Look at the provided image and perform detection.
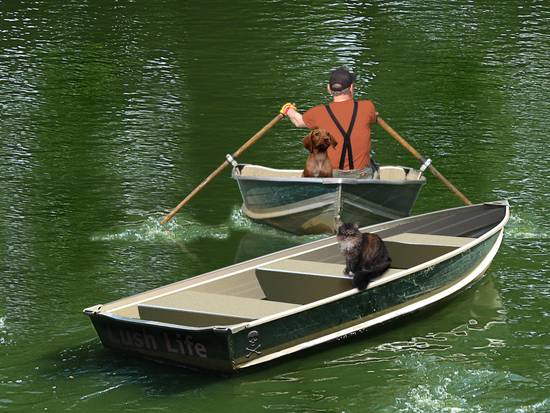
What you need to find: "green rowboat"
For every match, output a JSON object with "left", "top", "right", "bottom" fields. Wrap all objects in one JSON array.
[
  {"left": 84, "top": 201, "right": 509, "bottom": 373},
  {"left": 231, "top": 163, "right": 426, "bottom": 234}
]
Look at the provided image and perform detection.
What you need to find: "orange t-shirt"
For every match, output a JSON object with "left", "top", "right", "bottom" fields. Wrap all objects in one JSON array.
[{"left": 303, "top": 100, "right": 377, "bottom": 170}]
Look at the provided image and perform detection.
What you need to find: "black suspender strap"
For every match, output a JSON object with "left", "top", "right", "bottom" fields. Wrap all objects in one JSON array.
[
  {"left": 346, "top": 101, "right": 358, "bottom": 169},
  {"left": 324, "top": 101, "right": 358, "bottom": 169}
]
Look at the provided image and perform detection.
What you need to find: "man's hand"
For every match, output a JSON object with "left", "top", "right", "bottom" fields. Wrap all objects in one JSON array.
[
  {"left": 280, "top": 102, "right": 297, "bottom": 116},
  {"left": 280, "top": 102, "right": 307, "bottom": 127}
]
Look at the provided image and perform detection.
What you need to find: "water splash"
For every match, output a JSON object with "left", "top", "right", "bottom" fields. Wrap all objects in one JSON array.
[
  {"left": 90, "top": 206, "right": 324, "bottom": 244},
  {"left": 228, "top": 206, "right": 255, "bottom": 230},
  {"left": 505, "top": 213, "right": 548, "bottom": 240},
  {"left": 0, "top": 317, "right": 7, "bottom": 345},
  {"left": 392, "top": 354, "right": 538, "bottom": 413},
  {"left": 90, "top": 214, "right": 230, "bottom": 243}
]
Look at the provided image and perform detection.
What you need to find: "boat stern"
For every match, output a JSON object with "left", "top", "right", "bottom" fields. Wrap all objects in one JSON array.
[{"left": 84, "top": 308, "right": 238, "bottom": 373}]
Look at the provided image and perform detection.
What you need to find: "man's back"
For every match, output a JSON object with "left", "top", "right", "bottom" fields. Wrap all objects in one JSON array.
[{"left": 302, "top": 99, "right": 377, "bottom": 170}]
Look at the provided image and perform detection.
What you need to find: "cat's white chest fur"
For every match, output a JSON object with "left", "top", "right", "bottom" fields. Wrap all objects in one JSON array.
[{"left": 339, "top": 239, "right": 357, "bottom": 254}]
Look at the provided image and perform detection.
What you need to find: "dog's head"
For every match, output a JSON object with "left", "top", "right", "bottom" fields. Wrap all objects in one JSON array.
[{"left": 303, "top": 128, "right": 337, "bottom": 153}]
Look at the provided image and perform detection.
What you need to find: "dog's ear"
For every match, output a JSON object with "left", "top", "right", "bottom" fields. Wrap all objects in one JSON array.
[
  {"left": 329, "top": 132, "right": 338, "bottom": 148},
  {"left": 303, "top": 131, "right": 314, "bottom": 153}
]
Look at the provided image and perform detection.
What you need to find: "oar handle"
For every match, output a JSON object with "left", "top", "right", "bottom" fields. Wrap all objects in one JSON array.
[
  {"left": 160, "top": 113, "right": 285, "bottom": 225},
  {"left": 377, "top": 116, "right": 472, "bottom": 206}
]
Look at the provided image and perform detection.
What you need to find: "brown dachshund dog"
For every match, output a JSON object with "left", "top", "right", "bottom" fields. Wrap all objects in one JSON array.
[{"left": 302, "top": 128, "right": 338, "bottom": 177}]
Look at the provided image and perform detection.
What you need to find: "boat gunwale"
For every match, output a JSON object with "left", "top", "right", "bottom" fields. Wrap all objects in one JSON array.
[
  {"left": 231, "top": 165, "right": 427, "bottom": 186},
  {"left": 88, "top": 310, "right": 234, "bottom": 333},
  {"left": 85, "top": 201, "right": 509, "bottom": 335}
]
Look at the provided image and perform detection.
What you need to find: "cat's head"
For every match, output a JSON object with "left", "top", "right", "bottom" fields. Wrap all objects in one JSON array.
[{"left": 337, "top": 222, "right": 360, "bottom": 237}]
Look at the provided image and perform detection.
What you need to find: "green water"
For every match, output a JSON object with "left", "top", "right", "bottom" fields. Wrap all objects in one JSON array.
[{"left": 1, "top": 1, "right": 549, "bottom": 411}]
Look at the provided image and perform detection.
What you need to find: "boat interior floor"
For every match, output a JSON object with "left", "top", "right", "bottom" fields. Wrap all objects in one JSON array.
[{"left": 116, "top": 232, "right": 476, "bottom": 328}]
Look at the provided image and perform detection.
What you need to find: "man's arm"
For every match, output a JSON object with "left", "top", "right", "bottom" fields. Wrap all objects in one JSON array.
[
  {"left": 286, "top": 107, "right": 307, "bottom": 128},
  {"left": 280, "top": 103, "right": 308, "bottom": 128}
]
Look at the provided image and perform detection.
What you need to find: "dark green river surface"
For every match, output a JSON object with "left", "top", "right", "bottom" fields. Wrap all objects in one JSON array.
[{"left": 1, "top": 1, "right": 549, "bottom": 412}]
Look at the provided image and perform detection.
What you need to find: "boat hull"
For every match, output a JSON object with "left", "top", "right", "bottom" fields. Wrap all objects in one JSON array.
[
  {"left": 233, "top": 230, "right": 503, "bottom": 369},
  {"left": 233, "top": 164, "right": 426, "bottom": 234}
]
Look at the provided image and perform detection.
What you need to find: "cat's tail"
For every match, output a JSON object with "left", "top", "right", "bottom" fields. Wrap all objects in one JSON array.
[{"left": 352, "top": 259, "right": 391, "bottom": 290}]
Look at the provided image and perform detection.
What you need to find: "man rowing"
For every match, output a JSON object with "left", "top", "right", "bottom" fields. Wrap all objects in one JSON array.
[{"left": 281, "top": 67, "right": 378, "bottom": 178}]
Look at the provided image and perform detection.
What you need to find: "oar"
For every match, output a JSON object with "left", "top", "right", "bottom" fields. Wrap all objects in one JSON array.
[
  {"left": 160, "top": 113, "right": 285, "bottom": 225},
  {"left": 377, "top": 117, "right": 472, "bottom": 205}
]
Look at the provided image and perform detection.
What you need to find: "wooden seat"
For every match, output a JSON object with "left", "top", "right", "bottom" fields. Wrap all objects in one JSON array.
[
  {"left": 138, "top": 290, "right": 299, "bottom": 327},
  {"left": 256, "top": 259, "right": 401, "bottom": 304},
  {"left": 384, "top": 232, "right": 475, "bottom": 247},
  {"left": 239, "top": 165, "right": 302, "bottom": 178},
  {"left": 383, "top": 232, "right": 475, "bottom": 269},
  {"left": 379, "top": 166, "right": 407, "bottom": 181},
  {"left": 260, "top": 259, "right": 348, "bottom": 277}
]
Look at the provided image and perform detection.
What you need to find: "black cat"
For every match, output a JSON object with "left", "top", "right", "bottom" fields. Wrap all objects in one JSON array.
[{"left": 336, "top": 222, "right": 392, "bottom": 290}]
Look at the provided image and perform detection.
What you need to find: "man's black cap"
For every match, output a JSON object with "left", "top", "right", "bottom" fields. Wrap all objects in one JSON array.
[{"left": 329, "top": 67, "right": 356, "bottom": 91}]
